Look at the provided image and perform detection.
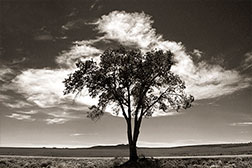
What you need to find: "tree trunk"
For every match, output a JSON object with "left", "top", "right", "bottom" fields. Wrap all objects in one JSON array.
[
  {"left": 129, "top": 120, "right": 141, "bottom": 161},
  {"left": 129, "top": 141, "right": 138, "bottom": 161}
]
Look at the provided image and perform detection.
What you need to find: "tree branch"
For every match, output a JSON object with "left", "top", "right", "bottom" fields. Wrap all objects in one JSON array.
[
  {"left": 103, "top": 86, "right": 128, "bottom": 120},
  {"left": 142, "top": 87, "right": 170, "bottom": 115},
  {"left": 133, "top": 72, "right": 160, "bottom": 119}
]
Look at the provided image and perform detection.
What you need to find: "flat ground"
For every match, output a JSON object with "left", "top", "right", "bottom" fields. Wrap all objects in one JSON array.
[
  {"left": 0, "top": 156, "right": 252, "bottom": 168},
  {"left": 1, "top": 143, "right": 251, "bottom": 168},
  {"left": 1, "top": 143, "right": 252, "bottom": 157}
]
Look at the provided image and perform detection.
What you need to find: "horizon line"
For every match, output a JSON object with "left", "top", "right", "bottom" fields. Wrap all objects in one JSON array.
[{"left": 1, "top": 141, "right": 251, "bottom": 149}]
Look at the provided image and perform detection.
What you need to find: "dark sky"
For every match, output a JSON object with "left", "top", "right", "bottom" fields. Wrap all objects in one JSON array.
[{"left": 0, "top": 0, "right": 251, "bottom": 147}]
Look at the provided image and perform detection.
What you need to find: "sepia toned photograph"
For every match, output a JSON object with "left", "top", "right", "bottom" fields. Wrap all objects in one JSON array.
[{"left": 0, "top": 0, "right": 251, "bottom": 167}]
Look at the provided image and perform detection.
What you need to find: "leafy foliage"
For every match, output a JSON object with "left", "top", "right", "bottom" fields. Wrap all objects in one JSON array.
[{"left": 63, "top": 47, "right": 194, "bottom": 120}]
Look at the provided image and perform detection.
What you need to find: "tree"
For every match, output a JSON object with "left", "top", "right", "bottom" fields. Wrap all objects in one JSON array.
[{"left": 63, "top": 47, "right": 194, "bottom": 162}]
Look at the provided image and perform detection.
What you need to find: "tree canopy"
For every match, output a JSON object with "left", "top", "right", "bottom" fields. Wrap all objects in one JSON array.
[{"left": 64, "top": 47, "right": 193, "bottom": 120}]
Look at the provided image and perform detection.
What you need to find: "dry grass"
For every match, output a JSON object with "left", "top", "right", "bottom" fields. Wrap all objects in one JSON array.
[{"left": 0, "top": 156, "right": 251, "bottom": 168}]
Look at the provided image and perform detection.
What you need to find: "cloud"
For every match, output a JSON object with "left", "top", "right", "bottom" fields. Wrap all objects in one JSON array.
[
  {"left": 70, "top": 133, "right": 98, "bottom": 136},
  {"left": 95, "top": 11, "right": 159, "bottom": 49},
  {"left": 70, "top": 133, "right": 83, "bottom": 136},
  {"left": 16, "top": 110, "right": 38, "bottom": 115},
  {"left": 94, "top": 11, "right": 251, "bottom": 100},
  {"left": 241, "top": 51, "right": 252, "bottom": 72},
  {"left": 10, "top": 68, "right": 71, "bottom": 108},
  {"left": 47, "top": 110, "right": 80, "bottom": 119},
  {"left": 45, "top": 118, "right": 69, "bottom": 124},
  {"left": 56, "top": 42, "right": 102, "bottom": 68},
  {"left": 0, "top": 66, "right": 14, "bottom": 82},
  {"left": 177, "top": 62, "right": 251, "bottom": 99},
  {"left": 2, "top": 101, "right": 32, "bottom": 109},
  {"left": 0, "top": 94, "right": 11, "bottom": 101},
  {"left": 62, "top": 19, "right": 86, "bottom": 31},
  {"left": 192, "top": 49, "right": 203, "bottom": 58},
  {"left": 41, "top": 106, "right": 88, "bottom": 124},
  {"left": 89, "top": 0, "right": 102, "bottom": 11},
  {"left": 11, "top": 57, "right": 27, "bottom": 65},
  {"left": 229, "top": 122, "right": 252, "bottom": 126},
  {"left": 6, "top": 113, "right": 35, "bottom": 121}
]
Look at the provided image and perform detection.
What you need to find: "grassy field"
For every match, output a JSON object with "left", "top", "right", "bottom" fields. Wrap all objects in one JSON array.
[
  {"left": 1, "top": 143, "right": 252, "bottom": 157},
  {"left": 1, "top": 143, "right": 251, "bottom": 167},
  {"left": 0, "top": 156, "right": 252, "bottom": 168}
]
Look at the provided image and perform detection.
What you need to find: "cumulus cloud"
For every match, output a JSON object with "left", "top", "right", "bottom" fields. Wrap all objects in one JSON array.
[
  {"left": 7, "top": 67, "right": 97, "bottom": 111},
  {"left": 10, "top": 69, "right": 71, "bottom": 108},
  {"left": 6, "top": 113, "right": 35, "bottom": 121},
  {"left": 95, "top": 11, "right": 160, "bottom": 49},
  {"left": 94, "top": 11, "right": 251, "bottom": 100}
]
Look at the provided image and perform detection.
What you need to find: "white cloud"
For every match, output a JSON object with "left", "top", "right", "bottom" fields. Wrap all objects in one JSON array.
[
  {"left": 3, "top": 101, "right": 32, "bottom": 109},
  {"left": 192, "top": 49, "right": 203, "bottom": 58},
  {"left": 16, "top": 110, "right": 38, "bottom": 115},
  {"left": 43, "top": 108, "right": 87, "bottom": 124},
  {"left": 47, "top": 110, "right": 80, "bottom": 119},
  {"left": 0, "top": 94, "right": 11, "bottom": 101},
  {"left": 10, "top": 68, "right": 71, "bottom": 108},
  {"left": 8, "top": 67, "right": 98, "bottom": 109},
  {"left": 70, "top": 133, "right": 98, "bottom": 136},
  {"left": 95, "top": 11, "right": 160, "bottom": 49},
  {"left": 70, "top": 133, "right": 82, "bottom": 136},
  {"left": 229, "top": 122, "right": 252, "bottom": 126},
  {"left": 95, "top": 11, "right": 251, "bottom": 100},
  {"left": 176, "top": 62, "right": 251, "bottom": 99},
  {"left": 45, "top": 118, "right": 69, "bottom": 124},
  {"left": 6, "top": 113, "right": 35, "bottom": 121},
  {"left": 56, "top": 43, "right": 102, "bottom": 68}
]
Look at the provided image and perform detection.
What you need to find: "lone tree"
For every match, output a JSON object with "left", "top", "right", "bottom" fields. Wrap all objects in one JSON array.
[{"left": 63, "top": 47, "right": 194, "bottom": 161}]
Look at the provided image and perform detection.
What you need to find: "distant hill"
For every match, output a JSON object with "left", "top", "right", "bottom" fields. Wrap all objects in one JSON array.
[
  {"left": 88, "top": 144, "right": 129, "bottom": 149},
  {"left": 0, "top": 142, "right": 251, "bottom": 157}
]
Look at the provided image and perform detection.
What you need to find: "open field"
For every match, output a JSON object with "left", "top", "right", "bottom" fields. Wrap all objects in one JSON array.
[
  {"left": 0, "top": 156, "right": 252, "bottom": 168},
  {"left": 1, "top": 143, "right": 252, "bottom": 168},
  {"left": 1, "top": 143, "right": 252, "bottom": 157}
]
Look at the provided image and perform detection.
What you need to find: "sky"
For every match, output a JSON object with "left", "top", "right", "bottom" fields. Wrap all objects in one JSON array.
[{"left": 0, "top": 0, "right": 251, "bottom": 148}]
